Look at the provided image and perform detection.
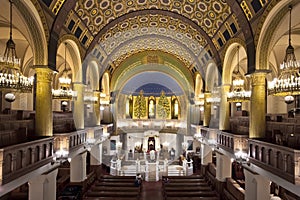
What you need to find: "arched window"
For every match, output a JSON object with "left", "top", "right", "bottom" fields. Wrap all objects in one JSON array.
[
  {"left": 171, "top": 96, "right": 179, "bottom": 119},
  {"left": 126, "top": 95, "right": 133, "bottom": 118},
  {"left": 148, "top": 96, "right": 156, "bottom": 119}
]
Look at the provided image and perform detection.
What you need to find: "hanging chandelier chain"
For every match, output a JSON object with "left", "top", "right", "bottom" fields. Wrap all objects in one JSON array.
[
  {"left": 288, "top": 5, "right": 292, "bottom": 46},
  {"left": 0, "top": 0, "right": 34, "bottom": 93},
  {"left": 9, "top": 0, "right": 13, "bottom": 40},
  {"left": 236, "top": 45, "right": 240, "bottom": 74},
  {"left": 64, "top": 42, "right": 67, "bottom": 71}
]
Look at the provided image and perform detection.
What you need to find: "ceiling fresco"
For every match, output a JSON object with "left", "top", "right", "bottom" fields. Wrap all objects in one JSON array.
[
  {"left": 74, "top": 0, "right": 231, "bottom": 38},
  {"left": 108, "top": 36, "right": 196, "bottom": 67},
  {"left": 99, "top": 14, "right": 206, "bottom": 58}
]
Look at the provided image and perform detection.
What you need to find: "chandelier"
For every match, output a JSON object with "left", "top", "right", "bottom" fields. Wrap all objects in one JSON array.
[
  {"left": 227, "top": 46, "right": 251, "bottom": 102},
  {"left": 207, "top": 86, "right": 221, "bottom": 104},
  {"left": 268, "top": 6, "right": 300, "bottom": 97},
  {"left": 52, "top": 42, "right": 76, "bottom": 100},
  {"left": 0, "top": 0, "right": 34, "bottom": 93}
]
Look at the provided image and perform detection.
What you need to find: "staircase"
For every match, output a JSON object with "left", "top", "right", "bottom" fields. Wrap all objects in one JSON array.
[{"left": 168, "top": 165, "right": 185, "bottom": 176}]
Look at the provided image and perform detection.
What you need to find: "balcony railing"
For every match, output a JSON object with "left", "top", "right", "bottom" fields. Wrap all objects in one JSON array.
[
  {"left": 117, "top": 119, "right": 184, "bottom": 133},
  {"left": 53, "top": 130, "right": 87, "bottom": 159},
  {"left": 86, "top": 126, "right": 103, "bottom": 144},
  {"left": 248, "top": 139, "right": 300, "bottom": 185},
  {"left": 216, "top": 131, "right": 248, "bottom": 155},
  {"left": 0, "top": 137, "right": 54, "bottom": 185}
]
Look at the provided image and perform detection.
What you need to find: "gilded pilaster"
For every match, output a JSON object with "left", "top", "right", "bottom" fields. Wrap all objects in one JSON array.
[
  {"left": 94, "top": 91, "right": 101, "bottom": 126},
  {"left": 35, "top": 67, "right": 53, "bottom": 136},
  {"left": 250, "top": 71, "right": 267, "bottom": 138},
  {"left": 203, "top": 92, "right": 211, "bottom": 127},
  {"left": 73, "top": 82, "right": 84, "bottom": 129},
  {"left": 219, "top": 84, "right": 231, "bottom": 130}
]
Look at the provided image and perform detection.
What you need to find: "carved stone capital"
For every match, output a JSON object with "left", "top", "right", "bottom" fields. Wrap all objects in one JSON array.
[{"left": 35, "top": 67, "right": 54, "bottom": 83}]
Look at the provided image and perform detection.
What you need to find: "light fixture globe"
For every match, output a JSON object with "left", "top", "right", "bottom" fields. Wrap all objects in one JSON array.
[
  {"left": 4, "top": 92, "right": 15, "bottom": 102},
  {"left": 236, "top": 102, "right": 242, "bottom": 107},
  {"left": 284, "top": 95, "right": 294, "bottom": 104}
]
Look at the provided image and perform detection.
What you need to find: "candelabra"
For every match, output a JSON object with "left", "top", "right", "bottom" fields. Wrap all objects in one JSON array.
[
  {"left": 0, "top": 1, "right": 34, "bottom": 93},
  {"left": 268, "top": 7, "right": 300, "bottom": 97},
  {"left": 227, "top": 46, "right": 251, "bottom": 102}
]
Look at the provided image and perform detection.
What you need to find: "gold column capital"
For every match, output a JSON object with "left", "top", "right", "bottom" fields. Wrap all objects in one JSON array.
[
  {"left": 250, "top": 70, "right": 268, "bottom": 86},
  {"left": 35, "top": 67, "right": 54, "bottom": 83}
]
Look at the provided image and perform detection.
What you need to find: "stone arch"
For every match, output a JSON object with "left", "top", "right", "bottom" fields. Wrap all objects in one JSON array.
[
  {"left": 86, "top": 60, "right": 100, "bottom": 91},
  {"left": 195, "top": 73, "right": 204, "bottom": 98},
  {"left": 14, "top": 0, "right": 48, "bottom": 66},
  {"left": 205, "top": 62, "right": 220, "bottom": 92},
  {"left": 256, "top": 0, "right": 300, "bottom": 71},
  {"left": 222, "top": 40, "right": 247, "bottom": 85},
  {"left": 58, "top": 36, "right": 83, "bottom": 83},
  {"left": 101, "top": 72, "right": 110, "bottom": 96}
]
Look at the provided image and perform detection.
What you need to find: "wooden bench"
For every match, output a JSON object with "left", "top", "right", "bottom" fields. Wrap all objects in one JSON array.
[
  {"left": 164, "top": 186, "right": 212, "bottom": 192},
  {"left": 162, "top": 175, "right": 203, "bottom": 179},
  {"left": 163, "top": 179, "right": 205, "bottom": 183},
  {"left": 100, "top": 175, "right": 136, "bottom": 179},
  {"left": 83, "top": 197, "right": 135, "bottom": 200},
  {"left": 95, "top": 182, "right": 138, "bottom": 187},
  {"left": 85, "top": 191, "right": 139, "bottom": 199},
  {"left": 90, "top": 186, "right": 140, "bottom": 192},
  {"left": 163, "top": 182, "right": 209, "bottom": 187},
  {"left": 99, "top": 178, "right": 136, "bottom": 182},
  {"left": 165, "top": 197, "right": 219, "bottom": 200},
  {"left": 164, "top": 191, "right": 217, "bottom": 198}
]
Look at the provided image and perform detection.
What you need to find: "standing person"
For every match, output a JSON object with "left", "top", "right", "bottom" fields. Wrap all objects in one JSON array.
[{"left": 169, "top": 147, "right": 175, "bottom": 160}]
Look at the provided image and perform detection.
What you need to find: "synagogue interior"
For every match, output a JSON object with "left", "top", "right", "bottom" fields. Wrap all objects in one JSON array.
[{"left": 1, "top": 0, "right": 300, "bottom": 200}]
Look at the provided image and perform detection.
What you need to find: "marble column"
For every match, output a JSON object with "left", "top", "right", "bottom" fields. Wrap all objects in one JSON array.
[
  {"left": 70, "top": 152, "right": 87, "bottom": 182},
  {"left": 35, "top": 67, "right": 53, "bottom": 136},
  {"left": 203, "top": 92, "right": 212, "bottom": 127},
  {"left": 28, "top": 168, "right": 58, "bottom": 200},
  {"left": 73, "top": 82, "right": 84, "bottom": 130},
  {"left": 90, "top": 143, "right": 102, "bottom": 165},
  {"left": 201, "top": 143, "right": 212, "bottom": 165},
  {"left": 219, "top": 84, "right": 231, "bottom": 130},
  {"left": 250, "top": 71, "right": 267, "bottom": 138},
  {"left": 244, "top": 168, "right": 270, "bottom": 200},
  {"left": 216, "top": 152, "right": 232, "bottom": 182},
  {"left": 94, "top": 91, "right": 101, "bottom": 126}
]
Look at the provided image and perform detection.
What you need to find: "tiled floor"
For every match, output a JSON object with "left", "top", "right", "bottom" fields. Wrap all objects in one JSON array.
[{"left": 141, "top": 181, "right": 163, "bottom": 200}]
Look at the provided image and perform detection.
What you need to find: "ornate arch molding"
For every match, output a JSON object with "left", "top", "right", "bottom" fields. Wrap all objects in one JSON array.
[
  {"left": 222, "top": 38, "right": 246, "bottom": 85},
  {"left": 256, "top": 0, "right": 298, "bottom": 70},
  {"left": 30, "top": 0, "right": 50, "bottom": 41},
  {"left": 85, "top": 9, "right": 221, "bottom": 68},
  {"left": 14, "top": 0, "right": 47, "bottom": 65},
  {"left": 48, "top": 0, "right": 77, "bottom": 70},
  {"left": 225, "top": 0, "right": 255, "bottom": 74},
  {"left": 254, "top": 0, "right": 282, "bottom": 46},
  {"left": 58, "top": 34, "right": 85, "bottom": 62}
]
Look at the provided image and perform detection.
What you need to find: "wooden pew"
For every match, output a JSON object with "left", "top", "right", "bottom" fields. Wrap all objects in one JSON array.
[
  {"left": 163, "top": 179, "right": 205, "bottom": 183},
  {"left": 99, "top": 178, "right": 136, "bottom": 182},
  {"left": 162, "top": 175, "right": 204, "bottom": 179},
  {"left": 164, "top": 191, "right": 217, "bottom": 198},
  {"left": 94, "top": 182, "right": 137, "bottom": 187},
  {"left": 83, "top": 197, "right": 135, "bottom": 200},
  {"left": 163, "top": 182, "right": 209, "bottom": 187},
  {"left": 100, "top": 175, "right": 136, "bottom": 179},
  {"left": 166, "top": 197, "right": 219, "bottom": 200},
  {"left": 85, "top": 191, "right": 139, "bottom": 199},
  {"left": 90, "top": 186, "right": 140, "bottom": 192},
  {"left": 164, "top": 186, "right": 212, "bottom": 192}
]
